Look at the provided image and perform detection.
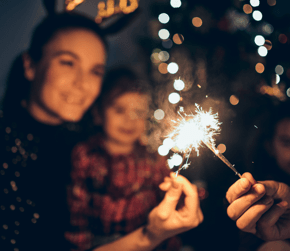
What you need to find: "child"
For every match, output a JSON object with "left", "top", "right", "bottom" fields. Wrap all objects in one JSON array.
[{"left": 66, "top": 68, "right": 203, "bottom": 251}]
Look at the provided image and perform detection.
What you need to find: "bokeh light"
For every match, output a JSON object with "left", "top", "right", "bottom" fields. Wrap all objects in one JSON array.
[
  {"left": 258, "top": 46, "right": 268, "bottom": 57},
  {"left": 158, "top": 29, "right": 170, "bottom": 40},
  {"left": 229, "top": 95, "right": 239, "bottom": 105},
  {"left": 192, "top": 17, "right": 202, "bottom": 27},
  {"left": 243, "top": 4, "right": 253, "bottom": 14},
  {"left": 262, "top": 23, "right": 274, "bottom": 35},
  {"left": 173, "top": 79, "right": 185, "bottom": 91},
  {"left": 255, "top": 63, "right": 265, "bottom": 73},
  {"left": 158, "top": 13, "right": 170, "bottom": 24},
  {"left": 275, "top": 65, "right": 284, "bottom": 75},
  {"left": 162, "top": 39, "right": 173, "bottom": 49},
  {"left": 267, "top": 0, "right": 276, "bottom": 6},
  {"left": 163, "top": 138, "right": 174, "bottom": 149},
  {"left": 278, "top": 34, "right": 288, "bottom": 44},
  {"left": 286, "top": 88, "right": 290, "bottom": 97},
  {"left": 158, "top": 145, "right": 169, "bottom": 156},
  {"left": 159, "top": 51, "right": 170, "bottom": 61},
  {"left": 276, "top": 74, "right": 280, "bottom": 84},
  {"left": 217, "top": 144, "right": 226, "bottom": 154},
  {"left": 167, "top": 62, "right": 179, "bottom": 74},
  {"left": 170, "top": 153, "right": 183, "bottom": 166},
  {"left": 158, "top": 63, "right": 168, "bottom": 74},
  {"left": 254, "top": 35, "right": 265, "bottom": 46},
  {"left": 250, "top": 0, "right": 260, "bottom": 7},
  {"left": 264, "top": 40, "right": 272, "bottom": 50},
  {"left": 170, "top": 0, "right": 182, "bottom": 8},
  {"left": 168, "top": 92, "right": 181, "bottom": 104},
  {"left": 252, "top": 10, "right": 262, "bottom": 21},
  {"left": 154, "top": 109, "right": 165, "bottom": 120},
  {"left": 173, "top": 34, "right": 184, "bottom": 44}
]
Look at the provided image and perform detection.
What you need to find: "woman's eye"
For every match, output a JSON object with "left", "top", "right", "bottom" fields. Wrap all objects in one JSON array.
[
  {"left": 92, "top": 70, "right": 104, "bottom": 77},
  {"left": 60, "top": 60, "right": 74, "bottom": 67}
]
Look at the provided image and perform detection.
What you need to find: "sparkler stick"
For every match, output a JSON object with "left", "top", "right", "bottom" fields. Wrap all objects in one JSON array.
[{"left": 165, "top": 104, "right": 241, "bottom": 178}]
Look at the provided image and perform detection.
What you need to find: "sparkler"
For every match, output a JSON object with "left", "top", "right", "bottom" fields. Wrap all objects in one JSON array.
[{"left": 165, "top": 104, "right": 241, "bottom": 178}]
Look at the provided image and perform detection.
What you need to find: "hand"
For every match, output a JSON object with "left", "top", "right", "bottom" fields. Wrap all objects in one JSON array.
[
  {"left": 226, "top": 172, "right": 290, "bottom": 241},
  {"left": 146, "top": 172, "right": 203, "bottom": 242}
]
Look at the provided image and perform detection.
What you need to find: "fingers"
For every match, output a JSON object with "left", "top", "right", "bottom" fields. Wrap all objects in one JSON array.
[
  {"left": 227, "top": 183, "right": 266, "bottom": 220},
  {"left": 234, "top": 195, "right": 274, "bottom": 234},
  {"left": 159, "top": 176, "right": 172, "bottom": 191}
]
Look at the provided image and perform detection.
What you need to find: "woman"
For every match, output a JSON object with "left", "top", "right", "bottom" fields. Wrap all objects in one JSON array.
[
  {"left": 0, "top": 12, "right": 203, "bottom": 251},
  {"left": 0, "top": 12, "right": 107, "bottom": 251}
]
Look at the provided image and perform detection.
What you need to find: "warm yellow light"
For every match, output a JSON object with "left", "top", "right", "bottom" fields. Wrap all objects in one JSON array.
[
  {"left": 229, "top": 95, "right": 239, "bottom": 105},
  {"left": 217, "top": 144, "right": 226, "bottom": 154},
  {"left": 173, "top": 34, "right": 184, "bottom": 44},
  {"left": 255, "top": 63, "right": 265, "bottom": 74},
  {"left": 243, "top": 4, "right": 253, "bottom": 14},
  {"left": 192, "top": 17, "right": 202, "bottom": 27},
  {"left": 158, "top": 63, "right": 168, "bottom": 74},
  {"left": 267, "top": 0, "right": 276, "bottom": 6}
]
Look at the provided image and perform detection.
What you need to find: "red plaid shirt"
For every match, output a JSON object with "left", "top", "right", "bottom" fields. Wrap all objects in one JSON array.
[{"left": 66, "top": 136, "right": 181, "bottom": 251}]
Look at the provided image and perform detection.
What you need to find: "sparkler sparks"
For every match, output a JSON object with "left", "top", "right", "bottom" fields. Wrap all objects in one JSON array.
[{"left": 166, "top": 104, "right": 241, "bottom": 177}]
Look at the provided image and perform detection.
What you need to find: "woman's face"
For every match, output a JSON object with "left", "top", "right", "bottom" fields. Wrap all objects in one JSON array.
[
  {"left": 24, "top": 28, "right": 106, "bottom": 124},
  {"left": 271, "top": 118, "right": 290, "bottom": 175},
  {"left": 104, "top": 92, "right": 148, "bottom": 147}
]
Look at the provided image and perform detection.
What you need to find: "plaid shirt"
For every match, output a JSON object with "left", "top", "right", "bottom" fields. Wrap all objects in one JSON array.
[{"left": 66, "top": 136, "right": 181, "bottom": 251}]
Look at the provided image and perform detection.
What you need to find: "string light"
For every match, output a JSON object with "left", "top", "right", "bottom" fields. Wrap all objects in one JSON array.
[
  {"left": 278, "top": 34, "right": 288, "bottom": 44},
  {"left": 255, "top": 63, "right": 265, "bottom": 73},
  {"left": 250, "top": 0, "right": 260, "bottom": 7},
  {"left": 167, "top": 62, "right": 179, "bottom": 74},
  {"left": 158, "top": 29, "right": 170, "bottom": 40},
  {"left": 158, "top": 13, "right": 170, "bottom": 24},
  {"left": 229, "top": 95, "right": 239, "bottom": 105},
  {"left": 254, "top": 35, "right": 265, "bottom": 46},
  {"left": 154, "top": 109, "right": 165, "bottom": 120},
  {"left": 173, "top": 34, "right": 184, "bottom": 44},
  {"left": 276, "top": 74, "right": 280, "bottom": 84},
  {"left": 170, "top": 0, "right": 182, "bottom": 8},
  {"left": 168, "top": 92, "right": 181, "bottom": 104},
  {"left": 173, "top": 79, "right": 185, "bottom": 91},
  {"left": 286, "top": 88, "right": 290, "bottom": 98},
  {"left": 192, "top": 17, "right": 202, "bottom": 27},
  {"left": 158, "top": 63, "right": 168, "bottom": 74},
  {"left": 252, "top": 10, "right": 262, "bottom": 21},
  {"left": 158, "top": 145, "right": 170, "bottom": 156},
  {"left": 243, "top": 4, "right": 253, "bottom": 14},
  {"left": 162, "top": 39, "right": 173, "bottom": 49},
  {"left": 275, "top": 65, "right": 284, "bottom": 75},
  {"left": 267, "top": 0, "right": 276, "bottom": 6},
  {"left": 258, "top": 46, "right": 267, "bottom": 57},
  {"left": 262, "top": 24, "right": 274, "bottom": 35},
  {"left": 158, "top": 51, "right": 170, "bottom": 61},
  {"left": 217, "top": 144, "right": 226, "bottom": 154}
]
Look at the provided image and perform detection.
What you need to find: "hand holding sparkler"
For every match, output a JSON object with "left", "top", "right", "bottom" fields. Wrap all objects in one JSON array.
[
  {"left": 165, "top": 105, "right": 241, "bottom": 177},
  {"left": 226, "top": 172, "right": 290, "bottom": 241}
]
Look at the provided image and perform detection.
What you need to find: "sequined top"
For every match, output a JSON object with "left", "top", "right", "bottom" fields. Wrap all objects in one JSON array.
[{"left": 0, "top": 107, "right": 87, "bottom": 251}]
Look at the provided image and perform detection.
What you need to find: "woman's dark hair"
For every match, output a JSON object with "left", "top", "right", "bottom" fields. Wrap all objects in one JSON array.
[
  {"left": 2, "top": 12, "right": 107, "bottom": 113},
  {"left": 92, "top": 67, "right": 152, "bottom": 125}
]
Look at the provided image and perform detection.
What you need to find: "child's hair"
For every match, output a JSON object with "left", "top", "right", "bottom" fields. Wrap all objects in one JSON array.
[
  {"left": 2, "top": 12, "right": 107, "bottom": 114},
  {"left": 93, "top": 67, "right": 152, "bottom": 124}
]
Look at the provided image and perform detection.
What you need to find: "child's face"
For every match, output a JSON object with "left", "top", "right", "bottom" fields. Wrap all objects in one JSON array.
[
  {"left": 271, "top": 118, "right": 290, "bottom": 175},
  {"left": 104, "top": 92, "right": 148, "bottom": 147}
]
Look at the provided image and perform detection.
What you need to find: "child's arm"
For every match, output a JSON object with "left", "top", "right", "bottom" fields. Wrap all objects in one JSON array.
[{"left": 92, "top": 173, "right": 203, "bottom": 251}]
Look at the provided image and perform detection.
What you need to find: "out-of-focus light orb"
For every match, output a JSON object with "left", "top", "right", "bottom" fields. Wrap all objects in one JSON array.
[
  {"left": 255, "top": 63, "right": 265, "bottom": 74},
  {"left": 171, "top": 153, "right": 183, "bottom": 166},
  {"left": 168, "top": 92, "right": 180, "bottom": 104},
  {"left": 258, "top": 46, "right": 268, "bottom": 57},
  {"left": 170, "top": 0, "right": 182, "bottom": 8},
  {"left": 163, "top": 138, "right": 174, "bottom": 149},
  {"left": 173, "top": 79, "right": 185, "bottom": 91},
  {"left": 262, "top": 23, "right": 274, "bottom": 35},
  {"left": 279, "top": 34, "right": 288, "bottom": 44},
  {"left": 217, "top": 144, "right": 226, "bottom": 154},
  {"left": 252, "top": 10, "right": 262, "bottom": 21},
  {"left": 267, "top": 0, "right": 276, "bottom": 6},
  {"left": 192, "top": 17, "right": 202, "bottom": 27},
  {"left": 158, "top": 51, "right": 170, "bottom": 61},
  {"left": 275, "top": 65, "right": 284, "bottom": 75},
  {"left": 167, "top": 62, "right": 179, "bottom": 74},
  {"left": 229, "top": 95, "right": 239, "bottom": 105},
  {"left": 158, "top": 29, "right": 170, "bottom": 40},
  {"left": 264, "top": 40, "right": 272, "bottom": 50},
  {"left": 154, "top": 109, "right": 165, "bottom": 120},
  {"left": 173, "top": 33, "right": 184, "bottom": 44},
  {"left": 243, "top": 4, "right": 253, "bottom": 14},
  {"left": 158, "top": 145, "right": 169, "bottom": 156},
  {"left": 254, "top": 35, "right": 265, "bottom": 46},
  {"left": 158, "top": 13, "right": 170, "bottom": 24},
  {"left": 286, "top": 87, "right": 290, "bottom": 97},
  {"left": 250, "top": 0, "right": 260, "bottom": 7},
  {"left": 276, "top": 74, "right": 280, "bottom": 84},
  {"left": 158, "top": 63, "right": 168, "bottom": 74},
  {"left": 162, "top": 39, "right": 173, "bottom": 49}
]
